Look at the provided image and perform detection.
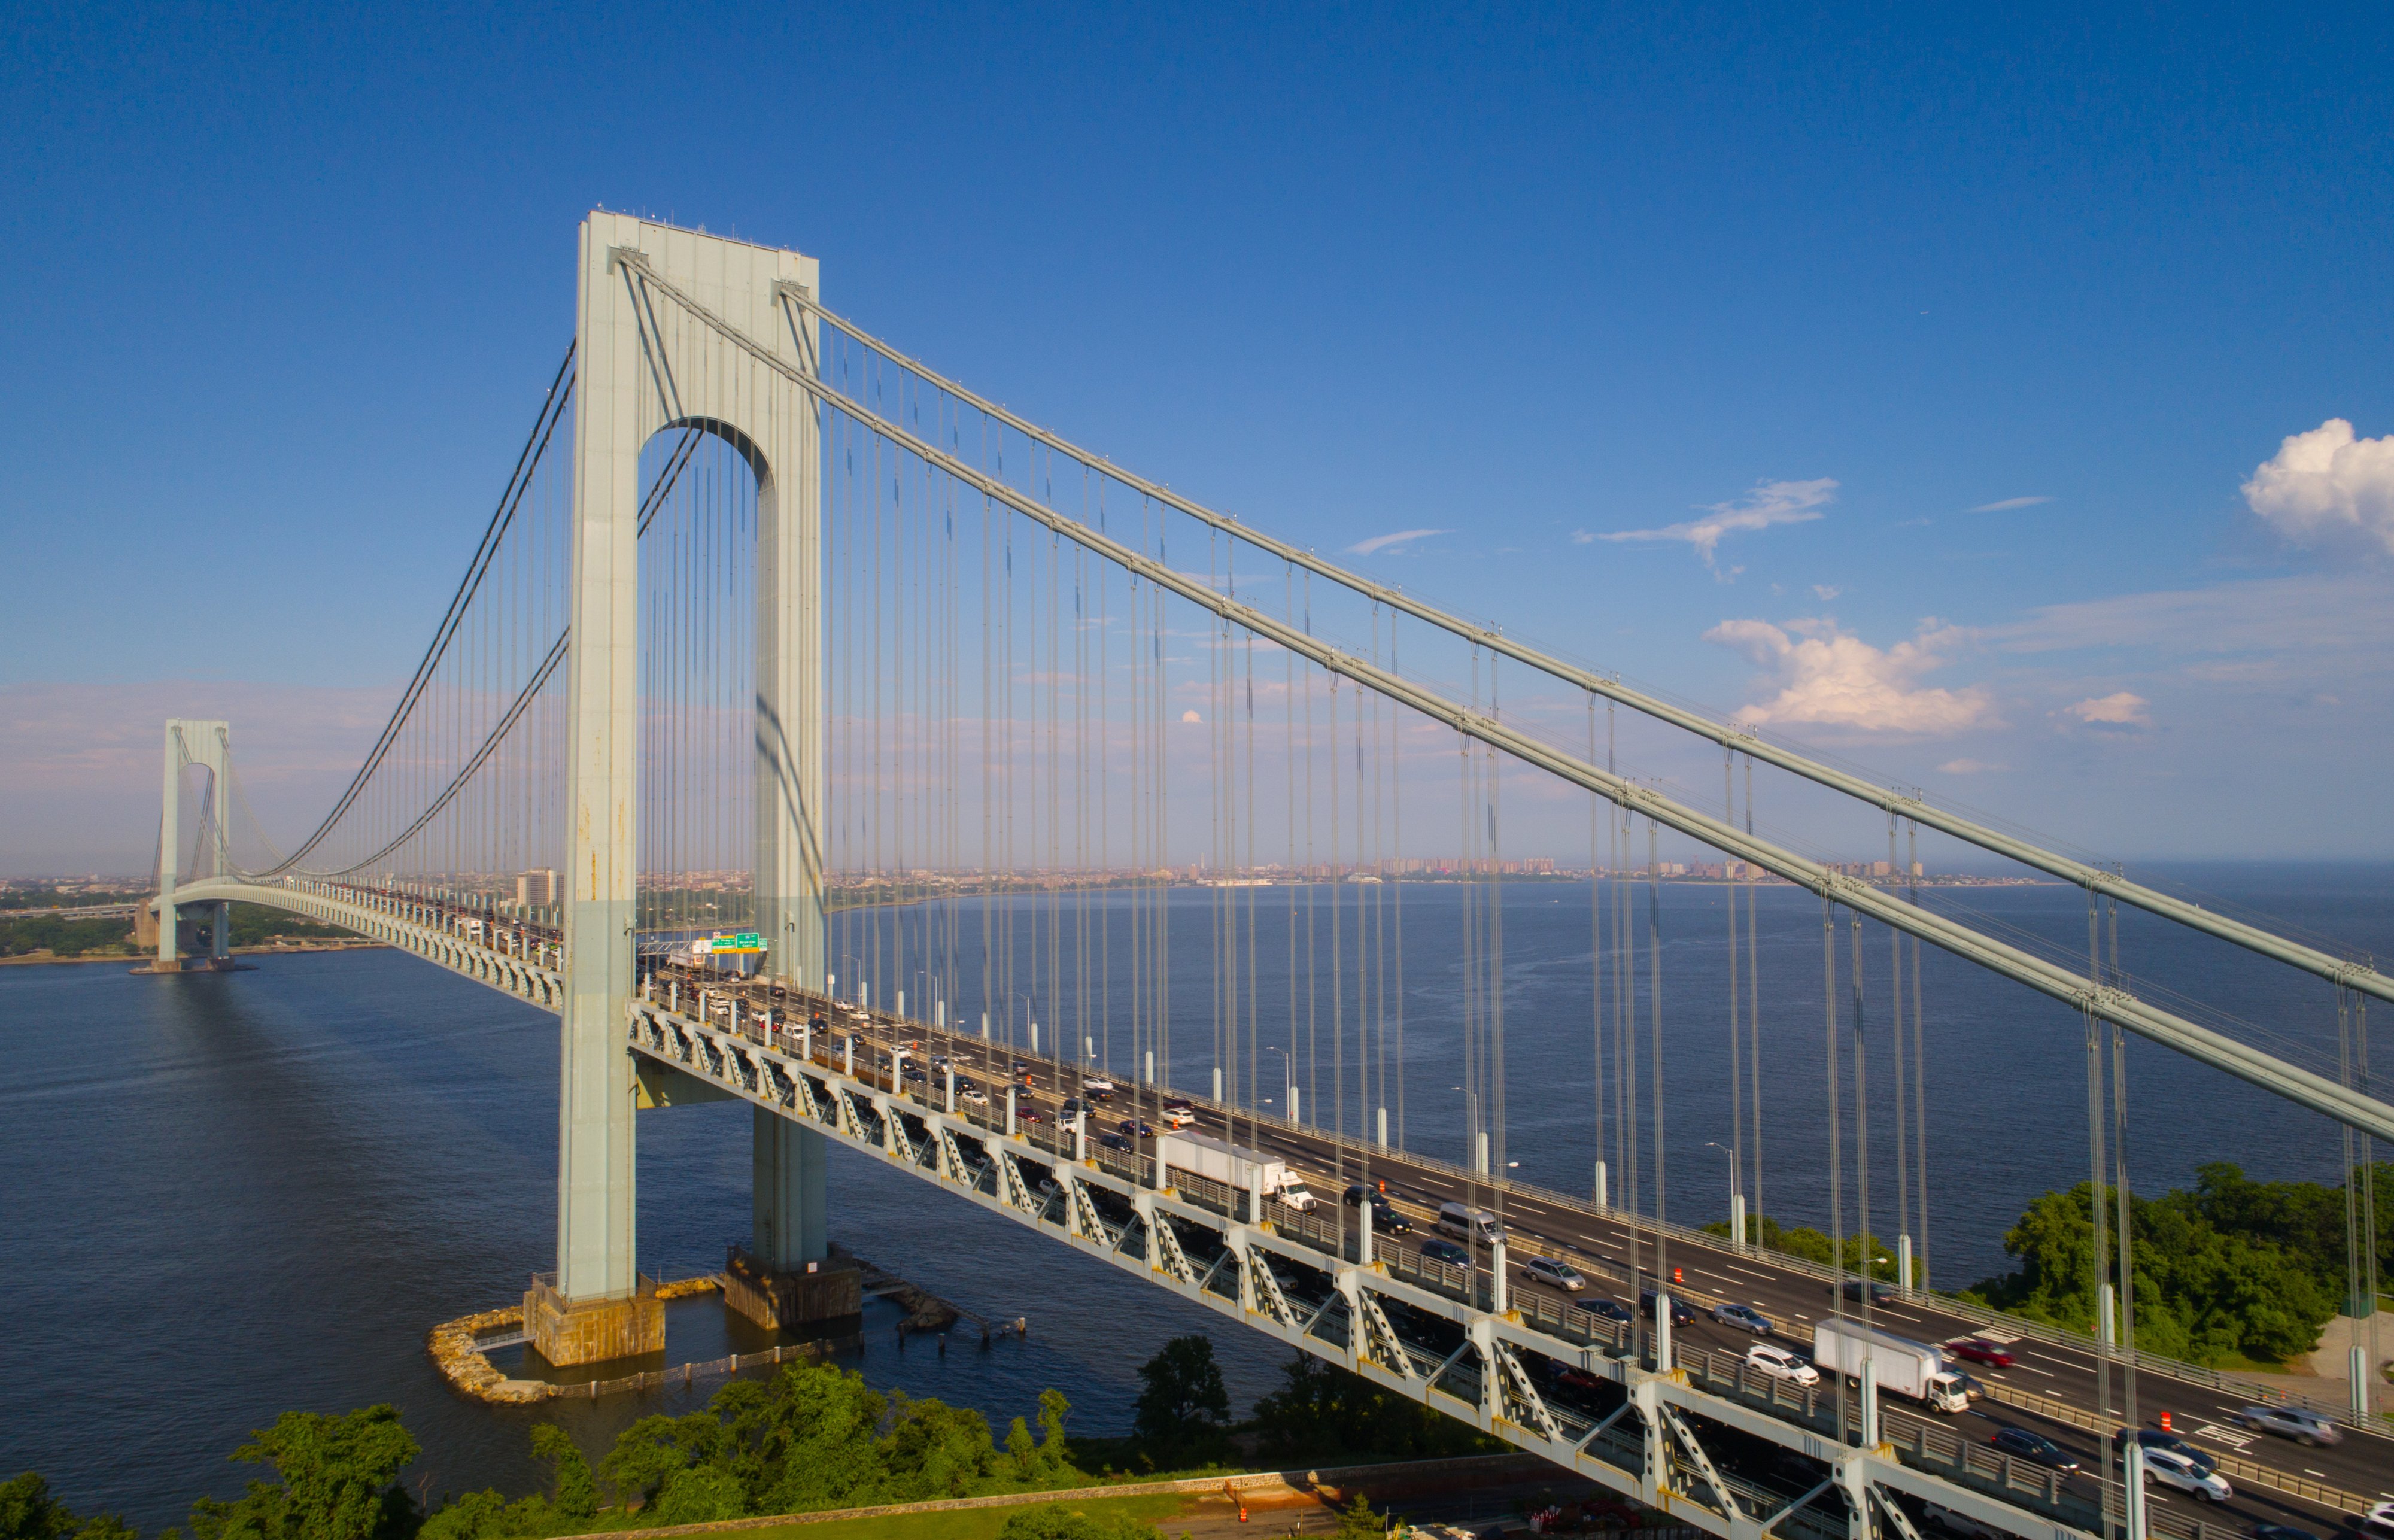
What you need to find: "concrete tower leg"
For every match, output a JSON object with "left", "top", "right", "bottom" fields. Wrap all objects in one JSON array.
[
  {"left": 198, "top": 725, "right": 233, "bottom": 965},
  {"left": 156, "top": 721, "right": 181, "bottom": 970},
  {"left": 531, "top": 218, "right": 658, "bottom": 1368}
]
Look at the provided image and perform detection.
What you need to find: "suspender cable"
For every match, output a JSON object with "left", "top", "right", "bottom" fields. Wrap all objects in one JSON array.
[{"left": 638, "top": 263, "right": 2394, "bottom": 1143}]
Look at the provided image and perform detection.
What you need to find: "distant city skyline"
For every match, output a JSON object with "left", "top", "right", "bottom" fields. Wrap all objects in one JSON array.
[{"left": 4, "top": 7, "right": 2390, "bottom": 871}]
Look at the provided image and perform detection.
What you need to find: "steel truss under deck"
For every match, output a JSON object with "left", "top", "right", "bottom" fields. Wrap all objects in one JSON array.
[{"left": 624, "top": 991, "right": 2106, "bottom": 1540}]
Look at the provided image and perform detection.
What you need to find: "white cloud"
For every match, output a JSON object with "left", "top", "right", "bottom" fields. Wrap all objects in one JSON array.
[
  {"left": 1595, "top": 478, "right": 1837, "bottom": 574},
  {"left": 2065, "top": 692, "right": 2152, "bottom": 727},
  {"left": 1703, "top": 616, "right": 1994, "bottom": 734},
  {"left": 1967, "top": 496, "right": 2052, "bottom": 513},
  {"left": 2243, "top": 418, "right": 2394, "bottom": 555},
  {"left": 1811, "top": 584, "right": 1842, "bottom": 601},
  {"left": 1937, "top": 758, "right": 2007, "bottom": 774},
  {"left": 1347, "top": 527, "right": 1448, "bottom": 557},
  {"left": 1180, "top": 709, "right": 1202, "bottom": 724}
]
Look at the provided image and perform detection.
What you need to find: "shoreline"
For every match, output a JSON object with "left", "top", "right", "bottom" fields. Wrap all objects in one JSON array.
[{"left": 0, "top": 940, "right": 388, "bottom": 969}]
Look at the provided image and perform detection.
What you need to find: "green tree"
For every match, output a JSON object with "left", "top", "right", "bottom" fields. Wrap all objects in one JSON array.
[
  {"left": 1005, "top": 1418, "right": 1040, "bottom": 1480},
  {"left": 526, "top": 1428, "right": 592, "bottom": 1524},
  {"left": 1247, "top": 1353, "right": 1499, "bottom": 1467},
  {"left": 879, "top": 1392, "right": 998, "bottom": 1499},
  {"left": 2, "top": 1474, "right": 135, "bottom": 1540},
  {"left": 1333, "top": 1492, "right": 1386, "bottom": 1539},
  {"left": 1964, "top": 1180, "right": 2339, "bottom": 1365},
  {"left": 186, "top": 1405, "right": 420, "bottom": 1540},
  {"left": 646, "top": 1468, "right": 742, "bottom": 1527},
  {"left": 1704, "top": 1214, "right": 1908, "bottom": 1281},
  {"left": 594, "top": 1414, "right": 700, "bottom": 1514},
  {"left": 1035, "top": 1389, "right": 1073, "bottom": 1474},
  {"left": 1131, "top": 1337, "right": 1229, "bottom": 1461}
]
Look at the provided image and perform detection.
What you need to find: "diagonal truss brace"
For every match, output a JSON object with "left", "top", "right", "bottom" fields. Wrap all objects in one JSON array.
[
  {"left": 1763, "top": 1477, "right": 1840, "bottom": 1537},
  {"left": 1658, "top": 1403, "right": 1743, "bottom": 1522},
  {"left": 1494, "top": 1341, "right": 1567, "bottom": 1447},
  {"left": 1353, "top": 1286, "right": 1417, "bottom": 1379},
  {"left": 1870, "top": 1486, "right": 1925, "bottom": 1540}
]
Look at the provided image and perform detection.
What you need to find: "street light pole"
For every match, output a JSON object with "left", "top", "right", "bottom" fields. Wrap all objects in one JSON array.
[{"left": 1706, "top": 1141, "right": 1744, "bottom": 1252}]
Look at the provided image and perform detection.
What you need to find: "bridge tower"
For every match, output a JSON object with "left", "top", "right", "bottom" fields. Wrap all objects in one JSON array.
[
  {"left": 151, "top": 719, "right": 233, "bottom": 971},
  {"left": 530, "top": 213, "right": 836, "bottom": 1365}
]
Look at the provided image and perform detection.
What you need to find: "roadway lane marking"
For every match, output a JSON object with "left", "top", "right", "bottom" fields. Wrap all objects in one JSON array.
[
  {"left": 2008, "top": 1363, "right": 2055, "bottom": 1378},
  {"left": 1725, "top": 1265, "right": 1778, "bottom": 1281},
  {"left": 2022, "top": 1351, "right": 2078, "bottom": 1369},
  {"left": 2188, "top": 1423, "right": 2253, "bottom": 1451}
]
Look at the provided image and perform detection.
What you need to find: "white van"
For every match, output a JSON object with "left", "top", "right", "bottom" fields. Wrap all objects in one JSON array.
[{"left": 1437, "top": 1201, "right": 1505, "bottom": 1245}]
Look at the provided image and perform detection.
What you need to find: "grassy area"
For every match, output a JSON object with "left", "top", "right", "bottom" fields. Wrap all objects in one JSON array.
[{"left": 720, "top": 1493, "right": 1196, "bottom": 1540}]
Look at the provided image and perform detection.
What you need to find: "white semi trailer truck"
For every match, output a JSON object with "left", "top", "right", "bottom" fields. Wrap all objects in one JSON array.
[{"left": 1811, "top": 1319, "right": 1970, "bottom": 1413}]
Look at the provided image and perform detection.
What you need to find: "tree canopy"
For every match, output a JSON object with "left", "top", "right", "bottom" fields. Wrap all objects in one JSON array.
[
  {"left": 1129, "top": 1336, "right": 1230, "bottom": 1462},
  {"left": 1246, "top": 1353, "right": 1499, "bottom": 1468},
  {"left": 1959, "top": 1164, "right": 2387, "bottom": 1365}
]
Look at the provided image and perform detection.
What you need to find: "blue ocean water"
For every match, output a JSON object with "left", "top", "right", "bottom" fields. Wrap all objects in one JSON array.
[{"left": 3, "top": 864, "right": 2386, "bottom": 1525}]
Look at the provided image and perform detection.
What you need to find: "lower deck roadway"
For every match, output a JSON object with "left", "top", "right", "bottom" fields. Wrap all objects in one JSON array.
[{"left": 762, "top": 994, "right": 2390, "bottom": 1532}]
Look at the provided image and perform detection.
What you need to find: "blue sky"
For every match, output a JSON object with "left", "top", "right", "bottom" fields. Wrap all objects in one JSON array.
[{"left": 5, "top": 2, "right": 2392, "bottom": 870}]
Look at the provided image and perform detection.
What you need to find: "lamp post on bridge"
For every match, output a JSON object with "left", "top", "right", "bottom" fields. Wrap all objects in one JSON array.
[
  {"left": 1264, "top": 1044, "right": 1298, "bottom": 1126},
  {"left": 1705, "top": 1140, "right": 1745, "bottom": 1253}
]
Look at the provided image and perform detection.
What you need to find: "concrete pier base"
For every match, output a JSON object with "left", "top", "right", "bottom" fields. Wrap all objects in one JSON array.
[
  {"left": 524, "top": 1274, "right": 664, "bottom": 1366},
  {"left": 722, "top": 1246, "right": 862, "bottom": 1338}
]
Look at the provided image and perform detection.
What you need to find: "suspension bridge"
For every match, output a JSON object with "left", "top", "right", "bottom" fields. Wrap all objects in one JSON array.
[{"left": 144, "top": 215, "right": 2390, "bottom": 1540}]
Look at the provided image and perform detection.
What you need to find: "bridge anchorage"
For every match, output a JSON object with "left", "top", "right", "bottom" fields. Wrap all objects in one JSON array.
[{"left": 152, "top": 214, "right": 2391, "bottom": 1540}]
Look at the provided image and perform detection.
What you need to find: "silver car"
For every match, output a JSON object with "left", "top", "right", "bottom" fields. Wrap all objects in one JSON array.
[
  {"left": 1523, "top": 1255, "right": 1587, "bottom": 1292},
  {"left": 2231, "top": 1405, "right": 2342, "bottom": 1447}
]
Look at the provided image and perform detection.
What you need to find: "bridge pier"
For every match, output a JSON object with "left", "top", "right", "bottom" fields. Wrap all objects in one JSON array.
[{"left": 723, "top": 1109, "right": 861, "bottom": 1336}]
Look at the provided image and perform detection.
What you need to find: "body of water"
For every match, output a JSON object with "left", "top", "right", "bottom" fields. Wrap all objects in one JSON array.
[{"left": 4, "top": 863, "right": 2386, "bottom": 1524}]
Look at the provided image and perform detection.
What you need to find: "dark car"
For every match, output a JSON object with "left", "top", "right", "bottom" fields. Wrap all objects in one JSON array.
[
  {"left": 1117, "top": 1119, "right": 1156, "bottom": 1138},
  {"left": 1585, "top": 1297, "right": 1634, "bottom": 1323},
  {"left": 1059, "top": 1098, "right": 1084, "bottom": 1117},
  {"left": 1017, "top": 1107, "right": 1051, "bottom": 1125},
  {"left": 1096, "top": 1133, "right": 1135, "bottom": 1153},
  {"left": 1639, "top": 1289, "right": 1698, "bottom": 1327},
  {"left": 1161, "top": 1095, "right": 1195, "bottom": 1111},
  {"left": 1839, "top": 1278, "right": 1898, "bottom": 1305},
  {"left": 1989, "top": 1427, "right": 2079, "bottom": 1474},
  {"left": 2251, "top": 1527, "right": 2320, "bottom": 1540},
  {"left": 1419, "top": 1238, "right": 1472, "bottom": 1268},
  {"left": 1342, "top": 1184, "right": 1412, "bottom": 1234},
  {"left": 1943, "top": 1338, "right": 2015, "bottom": 1368}
]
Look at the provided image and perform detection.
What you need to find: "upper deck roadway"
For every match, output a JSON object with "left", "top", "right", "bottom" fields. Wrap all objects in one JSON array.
[{"left": 179, "top": 877, "right": 2391, "bottom": 1540}]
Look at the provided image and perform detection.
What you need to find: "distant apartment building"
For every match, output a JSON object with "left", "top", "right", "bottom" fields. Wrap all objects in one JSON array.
[{"left": 517, "top": 868, "right": 558, "bottom": 907}]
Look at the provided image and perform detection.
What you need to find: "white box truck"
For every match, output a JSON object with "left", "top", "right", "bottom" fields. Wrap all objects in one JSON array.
[
  {"left": 1811, "top": 1320, "right": 1968, "bottom": 1413},
  {"left": 1156, "top": 1131, "right": 1316, "bottom": 1210}
]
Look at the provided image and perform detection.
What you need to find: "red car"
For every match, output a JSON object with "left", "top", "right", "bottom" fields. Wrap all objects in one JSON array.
[{"left": 1944, "top": 1338, "right": 2015, "bottom": 1368}]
